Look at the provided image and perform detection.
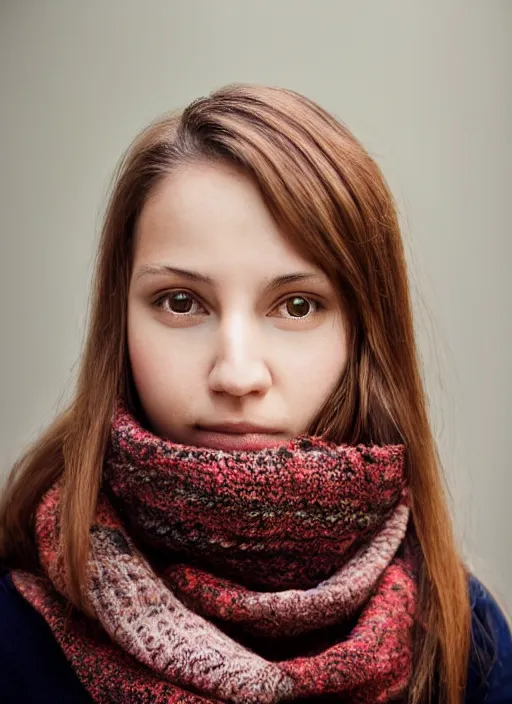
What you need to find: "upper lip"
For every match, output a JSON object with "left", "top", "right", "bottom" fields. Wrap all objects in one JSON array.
[{"left": 197, "top": 422, "right": 282, "bottom": 435}]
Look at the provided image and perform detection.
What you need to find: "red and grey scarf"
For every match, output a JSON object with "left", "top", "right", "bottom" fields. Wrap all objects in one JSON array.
[{"left": 12, "top": 402, "right": 418, "bottom": 703}]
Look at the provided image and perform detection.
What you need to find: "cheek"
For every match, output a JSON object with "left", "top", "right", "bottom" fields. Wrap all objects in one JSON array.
[
  {"left": 127, "top": 316, "right": 203, "bottom": 428},
  {"left": 282, "top": 326, "right": 348, "bottom": 420}
]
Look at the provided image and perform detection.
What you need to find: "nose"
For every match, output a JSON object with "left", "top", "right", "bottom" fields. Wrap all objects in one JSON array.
[{"left": 208, "top": 313, "right": 272, "bottom": 397}]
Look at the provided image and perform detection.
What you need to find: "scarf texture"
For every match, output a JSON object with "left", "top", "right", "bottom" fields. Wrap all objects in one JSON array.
[{"left": 12, "top": 402, "right": 418, "bottom": 704}]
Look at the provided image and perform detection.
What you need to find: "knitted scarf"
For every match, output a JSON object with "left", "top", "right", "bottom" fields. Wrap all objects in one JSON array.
[{"left": 12, "top": 402, "right": 418, "bottom": 704}]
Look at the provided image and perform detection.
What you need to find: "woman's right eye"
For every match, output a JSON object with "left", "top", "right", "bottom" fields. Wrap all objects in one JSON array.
[{"left": 154, "top": 291, "right": 206, "bottom": 316}]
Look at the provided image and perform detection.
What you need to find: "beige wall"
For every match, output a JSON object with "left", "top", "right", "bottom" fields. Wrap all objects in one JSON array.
[{"left": 1, "top": 1, "right": 510, "bottom": 610}]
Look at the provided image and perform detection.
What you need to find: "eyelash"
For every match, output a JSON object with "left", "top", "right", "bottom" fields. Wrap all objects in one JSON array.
[{"left": 153, "top": 290, "right": 325, "bottom": 320}]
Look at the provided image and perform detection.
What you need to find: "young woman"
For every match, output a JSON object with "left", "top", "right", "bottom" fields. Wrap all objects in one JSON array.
[{"left": 0, "top": 84, "right": 510, "bottom": 704}]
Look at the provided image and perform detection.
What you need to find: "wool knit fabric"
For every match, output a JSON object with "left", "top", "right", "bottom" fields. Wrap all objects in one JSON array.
[{"left": 12, "top": 401, "right": 418, "bottom": 703}]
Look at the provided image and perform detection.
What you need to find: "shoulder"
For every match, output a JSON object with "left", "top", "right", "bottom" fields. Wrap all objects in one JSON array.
[
  {"left": 466, "top": 574, "right": 512, "bottom": 703},
  {"left": 0, "top": 567, "right": 510, "bottom": 703},
  {"left": 0, "top": 566, "right": 91, "bottom": 703}
]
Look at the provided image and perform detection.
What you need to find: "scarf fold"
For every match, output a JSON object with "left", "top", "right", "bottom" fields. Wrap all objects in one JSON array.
[{"left": 12, "top": 402, "right": 418, "bottom": 704}]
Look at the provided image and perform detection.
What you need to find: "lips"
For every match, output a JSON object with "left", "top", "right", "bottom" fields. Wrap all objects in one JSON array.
[{"left": 194, "top": 424, "right": 288, "bottom": 451}]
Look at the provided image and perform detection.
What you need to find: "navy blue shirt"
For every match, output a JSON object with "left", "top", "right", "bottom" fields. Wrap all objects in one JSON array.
[{"left": 0, "top": 569, "right": 510, "bottom": 703}]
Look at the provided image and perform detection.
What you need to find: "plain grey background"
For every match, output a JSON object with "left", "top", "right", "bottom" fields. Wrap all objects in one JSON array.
[{"left": 1, "top": 1, "right": 510, "bottom": 612}]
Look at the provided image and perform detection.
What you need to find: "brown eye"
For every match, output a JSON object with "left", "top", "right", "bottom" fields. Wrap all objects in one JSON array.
[
  {"left": 156, "top": 291, "right": 203, "bottom": 315},
  {"left": 285, "top": 296, "right": 313, "bottom": 318},
  {"left": 169, "top": 292, "right": 194, "bottom": 313}
]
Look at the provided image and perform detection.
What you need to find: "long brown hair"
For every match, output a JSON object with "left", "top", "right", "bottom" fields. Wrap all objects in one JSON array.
[{"left": 0, "top": 84, "right": 470, "bottom": 703}]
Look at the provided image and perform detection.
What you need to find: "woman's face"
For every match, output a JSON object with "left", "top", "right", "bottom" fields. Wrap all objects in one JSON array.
[{"left": 127, "top": 161, "right": 348, "bottom": 449}]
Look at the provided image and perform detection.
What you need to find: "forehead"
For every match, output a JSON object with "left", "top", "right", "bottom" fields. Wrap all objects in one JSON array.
[{"left": 133, "top": 161, "right": 316, "bottom": 274}]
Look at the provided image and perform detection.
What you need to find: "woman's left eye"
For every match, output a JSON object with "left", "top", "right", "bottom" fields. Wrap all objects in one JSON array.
[{"left": 275, "top": 296, "right": 323, "bottom": 319}]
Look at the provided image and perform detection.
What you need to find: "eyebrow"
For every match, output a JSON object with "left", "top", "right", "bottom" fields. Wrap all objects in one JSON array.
[{"left": 134, "top": 264, "right": 325, "bottom": 295}]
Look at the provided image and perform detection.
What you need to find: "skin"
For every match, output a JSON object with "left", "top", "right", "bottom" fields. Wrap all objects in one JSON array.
[{"left": 127, "top": 160, "right": 348, "bottom": 447}]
